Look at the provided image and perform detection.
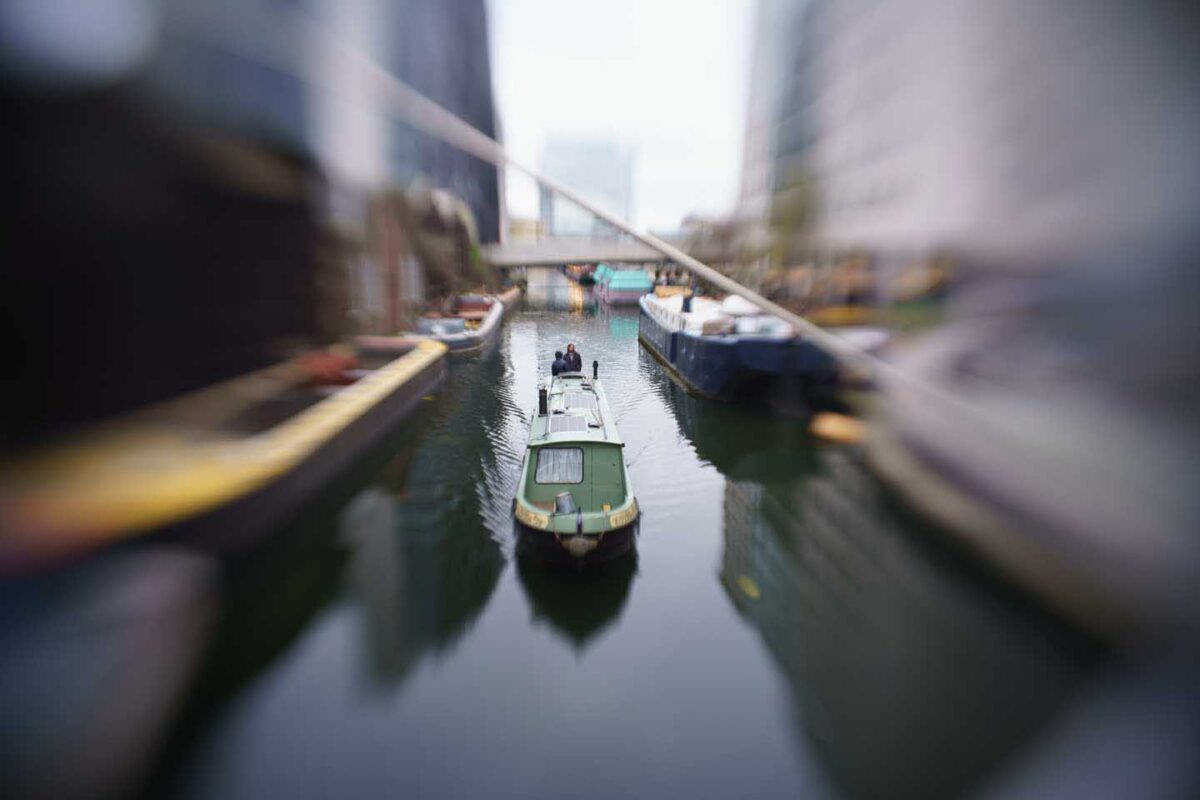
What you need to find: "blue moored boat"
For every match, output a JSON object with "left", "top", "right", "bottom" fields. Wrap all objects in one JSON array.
[{"left": 638, "top": 291, "right": 838, "bottom": 413}]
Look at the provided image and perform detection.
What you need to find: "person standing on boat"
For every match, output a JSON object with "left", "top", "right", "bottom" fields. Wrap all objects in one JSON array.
[
  {"left": 564, "top": 343, "right": 582, "bottom": 373},
  {"left": 551, "top": 351, "right": 569, "bottom": 376}
]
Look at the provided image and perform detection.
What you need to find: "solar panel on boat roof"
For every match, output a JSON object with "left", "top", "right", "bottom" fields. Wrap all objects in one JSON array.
[
  {"left": 565, "top": 392, "right": 598, "bottom": 410},
  {"left": 548, "top": 415, "right": 588, "bottom": 433}
]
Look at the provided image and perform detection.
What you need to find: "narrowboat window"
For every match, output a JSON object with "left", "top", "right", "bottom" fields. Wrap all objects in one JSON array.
[{"left": 535, "top": 447, "right": 583, "bottom": 484}]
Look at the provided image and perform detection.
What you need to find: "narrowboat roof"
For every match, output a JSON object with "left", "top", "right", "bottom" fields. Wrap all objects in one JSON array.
[{"left": 528, "top": 373, "right": 624, "bottom": 447}]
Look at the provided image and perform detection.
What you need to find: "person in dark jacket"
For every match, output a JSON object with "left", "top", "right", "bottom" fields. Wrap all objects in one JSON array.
[
  {"left": 551, "top": 351, "right": 569, "bottom": 376},
  {"left": 564, "top": 343, "right": 582, "bottom": 372}
]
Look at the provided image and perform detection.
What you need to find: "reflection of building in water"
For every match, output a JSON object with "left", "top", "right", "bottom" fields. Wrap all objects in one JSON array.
[
  {"left": 719, "top": 451, "right": 1100, "bottom": 800},
  {"left": 151, "top": 355, "right": 510, "bottom": 794},
  {"left": 346, "top": 342, "right": 511, "bottom": 683},
  {"left": 347, "top": 485, "right": 504, "bottom": 685},
  {"left": 522, "top": 273, "right": 596, "bottom": 313},
  {"left": 647, "top": 357, "right": 814, "bottom": 483}
]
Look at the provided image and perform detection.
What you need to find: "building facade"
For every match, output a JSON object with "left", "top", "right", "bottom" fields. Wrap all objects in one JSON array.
[
  {"left": 755, "top": 0, "right": 1200, "bottom": 276},
  {"left": 538, "top": 140, "right": 634, "bottom": 238}
]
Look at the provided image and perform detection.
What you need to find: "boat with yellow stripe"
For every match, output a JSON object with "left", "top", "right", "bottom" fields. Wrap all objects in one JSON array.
[
  {"left": 514, "top": 362, "right": 638, "bottom": 564},
  {"left": 0, "top": 339, "right": 447, "bottom": 574}
]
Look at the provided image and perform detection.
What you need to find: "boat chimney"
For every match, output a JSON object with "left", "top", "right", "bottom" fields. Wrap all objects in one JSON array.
[
  {"left": 538, "top": 388, "right": 548, "bottom": 416},
  {"left": 592, "top": 360, "right": 599, "bottom": 379},
  {"left": 554, "top": 492, "right": 576, "bottom": 515}
]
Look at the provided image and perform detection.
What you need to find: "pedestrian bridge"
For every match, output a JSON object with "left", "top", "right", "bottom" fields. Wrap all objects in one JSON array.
[{"left": 483, "top": 237, "right": 683, "bottom": 267}]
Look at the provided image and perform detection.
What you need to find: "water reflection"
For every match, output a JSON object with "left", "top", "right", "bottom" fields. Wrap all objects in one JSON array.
[
  {"left": 641, "top": 349, "right": 816, "bottom": 482},
  {"left": 344, "top": 477, "right": 503, "bottom": 687},
  {"left": 655, "top": 369, "right": 1103, "bottom": 799},
  {"left": 608, "top": 315, "right": 639, "bottom": 340},
  {"left": 522, "top": 274, "right": 596, "bottom": 312},
  {"left": 515, "top": 548, "right": 637, "bottom": 649},
  {"left": 155, "top": 352, "right": 511, "bottom": 795},
  {"left": 346, "top": 353, "right": 511, "bottom": 684}
]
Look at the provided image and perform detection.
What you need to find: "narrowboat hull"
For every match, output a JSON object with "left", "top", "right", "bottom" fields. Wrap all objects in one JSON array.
[
  {"left": 515, "top": 518, "right": 637, "bottom": 566},
  {"left": 638, "top": 295, "right": 837, "bottom": 410},
  {"left": 512, "top": 372, "right": 639, "bottom": 567}
]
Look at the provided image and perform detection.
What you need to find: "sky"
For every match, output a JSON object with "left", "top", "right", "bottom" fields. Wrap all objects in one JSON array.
[{"left": 487, "top": 0, "right": 754, "bottom": 233}]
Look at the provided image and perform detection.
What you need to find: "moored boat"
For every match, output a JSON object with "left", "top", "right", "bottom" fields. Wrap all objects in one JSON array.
[
  {"left": 497, "top": 285, "right": 523, "bottom": 315},
  {"left": 513, "top": 364, "right": 638, "bottom": 564},
  {"left": 638, "top": 291, "right": 844, "bottom": 414},
  {"left": 0, "top": 339, "right": 448, "bottom": 574},
  {"left": 412, "top": 290, "right": 521, "bottom": 353},
  {"left": 594, "top": 264, "right": 653, "bottom": 306}
]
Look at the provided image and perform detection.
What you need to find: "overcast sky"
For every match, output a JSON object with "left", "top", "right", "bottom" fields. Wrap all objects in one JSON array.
[{"left": 488, "top": 0, "right": 754, "bottom": 232}]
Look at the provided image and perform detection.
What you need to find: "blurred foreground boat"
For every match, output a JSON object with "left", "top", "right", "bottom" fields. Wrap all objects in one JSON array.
[
  {"left": 0, "top": 339, "right": 447, "bottom": 574},
  {"left": 866, "top": 297, "right": 1199, "bottom": 644},
  {"left": 0, "top": 548, "right": 218, "bottom": 800},
  {"left": 514, "top": 364, "right": 638, "bottom": 564}
]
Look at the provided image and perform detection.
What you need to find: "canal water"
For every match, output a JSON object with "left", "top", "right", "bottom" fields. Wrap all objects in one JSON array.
[{"left": 155, "top": 268, "right": 1103, "bottom": 799}]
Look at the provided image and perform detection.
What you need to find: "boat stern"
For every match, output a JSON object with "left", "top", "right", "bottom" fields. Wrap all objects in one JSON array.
[{"left": 513, "top": 495, "right": 638, "bottom": 563}]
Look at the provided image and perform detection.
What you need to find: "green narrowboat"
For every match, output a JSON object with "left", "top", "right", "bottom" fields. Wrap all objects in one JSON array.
[{"left": 514, "top": 363, "right": 639, "bottom": 563}]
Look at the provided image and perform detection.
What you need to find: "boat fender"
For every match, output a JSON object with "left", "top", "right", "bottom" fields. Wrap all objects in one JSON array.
[
  {"left": 809, "top": 412, "right": 866, "bottom": 444},
  {"left": 576, "top": 509, "right": 583, "bottom": 535},
  {"left": 592, "top": 360, "right": 598, "bottom": 379},
  {"left": 564, "top": 535, "right": 597, "bottom": 559},
  {"left": 538, "top": 387, "right": 547, "bottom": 416}
]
